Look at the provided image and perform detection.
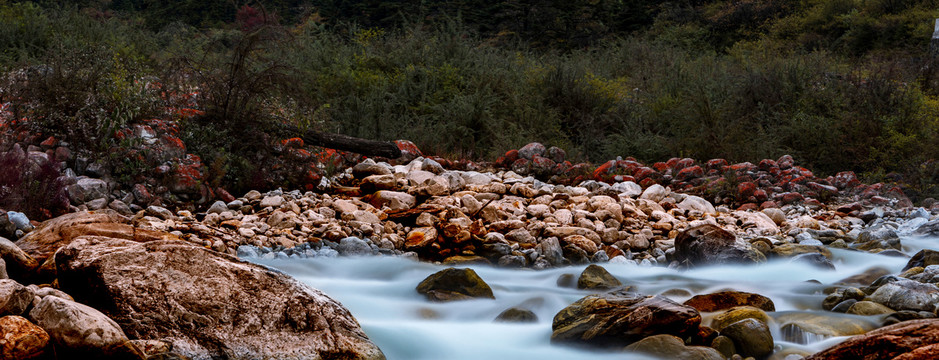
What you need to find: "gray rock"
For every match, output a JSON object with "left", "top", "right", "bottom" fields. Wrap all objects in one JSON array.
[
  {"left": 0, "top": 279, "right": 33, "bottom": 316},
  {"left": 54, "top": 237, "right": 384, "bottom": 360},
  {"left": 639, "top": 184, "right": 668, "bottom": 202},
  {"left": 337, "top": 237, "right": 373, "bottom": 256},
  {"left": 7, "top": 212, "right": 32, "bottom": 232},
  {"left": 368, "top": 191, "right": 415, "bottom": 211},
  {"left": 145, "top": 206, "right": 175, "bottom": 221},
  {"left": 107, "top": 200, "right": 134, "bottom": 216},
  {"left": 236, "top": 245, "right": 260, "bottom": 258},
  {"left": 869, "top": 278, "right": 939, "bottom": 312},
  {"left": 67, "top": 177, "right": 109, "bottom": 204},
  {"left": 258, "top": 195, "right": 284, "bottom": 208},
  {"left": 28, "top": 295, "right": 128, "bottom": 355},
  {"left": 535, "top": 237, "right": 564, "bottom": 266},
  {"left": 498, "top": 255, "right": 527, "bottom": 268},
  {"left": 207, "top": 201, "right": 228, "bottom": 215},
  {"left": 611, "top": 181, "right": 642, "bottom": 198},
  {"left": 85, "top": 198, "right": 109, "bottom": 210}
]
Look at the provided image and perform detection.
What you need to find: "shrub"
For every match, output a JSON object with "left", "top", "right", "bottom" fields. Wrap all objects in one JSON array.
[{"left": 0, "top": 146, "right": 69, "bottom": 220}]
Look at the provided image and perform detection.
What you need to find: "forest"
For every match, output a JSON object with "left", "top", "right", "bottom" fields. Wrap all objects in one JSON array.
[{"left": 3, "top": 0, "right": 939, "bottom": 195}]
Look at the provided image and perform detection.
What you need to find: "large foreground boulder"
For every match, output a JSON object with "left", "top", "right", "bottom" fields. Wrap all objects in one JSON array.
[
  {"left": 805, "top": 319, "right": 939, "bottom": 359},
  {"left": 674, "top": 225, "right": 765, "bottom": 267},
  {"left": 54, "top": 237, "right": 384, "bottom": 360},
  {"left": 551, "top": 290, "right": 701, "bottom": 348},
  {"left": 15, "top": 210, "right": 176, "bottom": 264}
]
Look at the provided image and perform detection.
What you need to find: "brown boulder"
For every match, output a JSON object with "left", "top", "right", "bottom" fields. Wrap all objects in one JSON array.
[
  {"left": 416, "top": 268, "right": 494, "bottom": 301},
  {"left": 551, "top": 290, "right": 701, "bottom": 348},
  {"left": 54, "top": 237, "right": 384, "bottom": 360},
  {"left": 905, "top": 249, "right": 939, "bottom": 271},
  {"left": 577, "top": 265, "right": 622, "bottom": 290},
  {"left": 15, "top": 210, "right": 177, "bottom": 264},
  {"left": 805, "top": 319, "right": 939, "bottom": 360},
  {"left": 683, "top": 291, "right": 775, "bottom": 312},
  {"left": 0, "top": 315, "right": 49, "bottom": 360},
  {"left": 0, "top": 237, "right": 38, "bottom": 281},
  {"left": 674, "top": 224, "right": 764, "bottom": 267}
]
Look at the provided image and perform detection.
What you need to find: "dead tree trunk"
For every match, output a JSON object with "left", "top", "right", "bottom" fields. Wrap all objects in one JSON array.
[{"left": 282, "top": 124, "right": 402, "bottom": 158}]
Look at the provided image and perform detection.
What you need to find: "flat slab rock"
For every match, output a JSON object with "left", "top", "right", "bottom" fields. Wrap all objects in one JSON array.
[{"left": 54, "top": 237, "right": 384, "bottom": 360}]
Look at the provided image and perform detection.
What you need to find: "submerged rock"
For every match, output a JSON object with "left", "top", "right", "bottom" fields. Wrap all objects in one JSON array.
[
  {"left": 551, "top": 290, "right": 701, "bottom": 348},
  {"left": 54, "top": 237, "right": 385, "bottom": 360},
  {"left": 416, "top": 268, "right": 495, "bottom": 302},
  {"left": 577, "top": 265, "right": 622, "bottom": 290},
  {"left": 494, "top": 308, "right": 537, "bottom": 323}
]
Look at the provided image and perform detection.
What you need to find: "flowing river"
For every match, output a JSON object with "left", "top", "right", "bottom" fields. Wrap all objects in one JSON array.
[{"left": 249, "top": 234, "right": 939, "bottom": 360}]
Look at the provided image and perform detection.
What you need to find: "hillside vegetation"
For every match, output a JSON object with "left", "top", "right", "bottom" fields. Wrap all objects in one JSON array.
[{"left": 2, "top": 0, "right": 939, "bottom": 196}]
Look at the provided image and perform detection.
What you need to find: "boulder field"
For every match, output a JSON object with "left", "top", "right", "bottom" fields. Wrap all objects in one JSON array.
[{"left": 0, "top": 146, "right": 938, "bottom": 359}]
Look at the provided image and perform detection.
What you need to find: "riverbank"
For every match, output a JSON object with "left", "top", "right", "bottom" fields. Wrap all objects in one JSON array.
[{"left": 1, "top": 149, "right": 938, "bottom": 359}]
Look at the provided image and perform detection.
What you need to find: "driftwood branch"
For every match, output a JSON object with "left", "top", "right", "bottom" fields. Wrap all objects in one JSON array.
[{"left": 282, "top": 124, "right": 402, "bottom": 158}]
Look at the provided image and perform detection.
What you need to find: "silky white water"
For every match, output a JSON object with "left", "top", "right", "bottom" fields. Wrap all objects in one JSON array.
[{"left": 249, "top": 235, "right": 939, "bottom": 360}]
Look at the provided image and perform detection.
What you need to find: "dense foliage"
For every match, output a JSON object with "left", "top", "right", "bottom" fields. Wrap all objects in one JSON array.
[{"left": 3, "top": 0, "right": 939, "bottom": 196}]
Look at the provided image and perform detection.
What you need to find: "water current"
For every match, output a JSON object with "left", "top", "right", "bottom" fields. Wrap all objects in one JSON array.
[{"left": 249, "top": 235, "right": 939, "bottom": 360}]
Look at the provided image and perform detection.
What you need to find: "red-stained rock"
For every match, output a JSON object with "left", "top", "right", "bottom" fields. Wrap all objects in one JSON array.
[
  {"left": 216, "top": 188, "right": 235, "bottom": 203},
  {"left": 395, "top": 140, "right": 422, "bottom": 161},
  {"left": 167, "top": 154, "right": 204, "bottom": 194},
  {"left": 777, "top": 154, "right": 794, "bottom": 170},
  {"left": 683, "top": 291, "right": 775, "bottom": 312},
  {"left": 805, "top": 319, "right": 939, "bottom": 360},
  {"left": 676, "top": 165, "right": 704, "bottom": 181},
  {"left": 39, "top": 136, "right": 56, "bottom": 149},
  {"left": 653, "top": 162, "right": 669, "bottom": 172},
  {"left": 633, "top": 167, "right": 657, "bottom": 182},
  {"left": 834, "top": 171, "right": 861, "bottom": 189},
  {"left": 518, "top": 142, "right": 546, "bottom": 160},
  {"left": 738, "top": 182, "right": 757, "bottom": 199},
  {"left": 706, "top": 159, "right": 728, "bottom": 171},
  {"left": 737, "top": 203, "right": 758, "bottom": 211},
  {"left": 753, "top": 189, "right": 768, "bottom": 202},
  {"left": 592, "top": 160, "right": 615, "bottom": 180},
  {"left": 808, "top": 182, "right": 838, "bottom": 197},
  {"left": 757, "top": 159, "right": 777, "bottom": 171},
  {"left": 780, "top": 192, "right": 804, "bottom": 205},
  {"left": 280, "top": 137, "right": 304, "bottom": 148},
  {"left": 132, "top": 184, "right": 151, "bottom": 204},
  {"left": 674, "top": 158, "right": 695, "bottom": 171}
]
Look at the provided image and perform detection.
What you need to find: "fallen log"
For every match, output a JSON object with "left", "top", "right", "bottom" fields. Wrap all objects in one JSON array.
[{"left": 282, "top": 124, "right": 402, "bottom": 158}]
